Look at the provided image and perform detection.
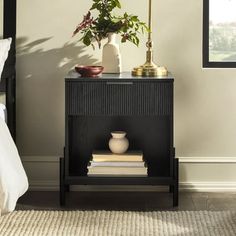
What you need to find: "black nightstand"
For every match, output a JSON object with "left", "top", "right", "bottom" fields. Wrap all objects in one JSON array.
[{"left": 60, "top": 72, "right": 178, "bottom": 206}]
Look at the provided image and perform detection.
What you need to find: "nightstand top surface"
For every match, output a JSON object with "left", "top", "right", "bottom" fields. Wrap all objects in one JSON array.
[{"left": 65, "top": 71, "right": 174, "bottom": 81}]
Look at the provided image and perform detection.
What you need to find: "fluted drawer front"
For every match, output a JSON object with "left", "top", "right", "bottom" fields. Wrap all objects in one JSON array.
[{"left": 66, "top": 81, "right": 173, "bottom": 116}]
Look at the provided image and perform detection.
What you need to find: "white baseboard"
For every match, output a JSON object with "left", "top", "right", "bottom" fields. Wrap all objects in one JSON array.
[
  {"left": 179, "top": 156, "right": 236, "bottom": 163},
  {"left": 22, "top": 156, "right": 59, "bottom": 163},
  {"left": 180, "top": 182, "right": 236, "bottom": 192},
  {"left": 28, "top": 181, "right": 59, "bottom": 191},
  {"left": 21, "top": 156, "right": 236, "bottom": 192}
]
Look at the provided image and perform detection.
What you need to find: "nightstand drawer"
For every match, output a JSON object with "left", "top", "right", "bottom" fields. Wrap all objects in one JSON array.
[{"left": 66, "top": 81, "right": 173, "bottom": 116}]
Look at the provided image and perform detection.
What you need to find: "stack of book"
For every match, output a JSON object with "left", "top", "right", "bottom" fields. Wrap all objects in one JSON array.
[{"left": 88, "top": 151, "right": 147, "bottom": 177}]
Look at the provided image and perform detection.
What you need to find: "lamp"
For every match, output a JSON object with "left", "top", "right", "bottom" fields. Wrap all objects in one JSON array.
[{"left": 132, "top": 0, "right": 168, "bottom": 77}]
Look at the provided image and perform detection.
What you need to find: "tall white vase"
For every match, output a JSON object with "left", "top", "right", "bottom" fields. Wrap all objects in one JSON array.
[{"left": 102, "top": 33, "right": 121, "bottom": 74}]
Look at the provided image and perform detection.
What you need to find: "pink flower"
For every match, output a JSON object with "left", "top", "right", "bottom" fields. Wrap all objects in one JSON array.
[{"left": 73, "top": 11, "right": 94, "bottom": 36}]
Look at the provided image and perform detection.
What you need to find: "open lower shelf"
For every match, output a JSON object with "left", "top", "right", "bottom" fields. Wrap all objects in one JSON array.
[{"left": 68, "top": 116, "right": 171, "bottom": 177}]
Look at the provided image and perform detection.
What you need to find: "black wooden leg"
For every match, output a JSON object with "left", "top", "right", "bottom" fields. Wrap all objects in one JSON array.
[
  {"left": 173, "top": 158, "right": 179, "bottom": 207},
  {"left": 6, "top": 74, "right": 16, "bottom": 141},
  {"left": 169, "top": 185, "right": 173, "bottom": 193},
  {"left": 65, "top": 185, "right": 70, "bottom": 192},
  {"left": 60, "top": 157, "right": 66, "bottom": 206}
]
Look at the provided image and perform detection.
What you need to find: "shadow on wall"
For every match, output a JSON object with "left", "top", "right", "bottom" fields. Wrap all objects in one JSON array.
[
  {"left": 16, "top": 37, "right": 99, "bottom": 155},
  {"left": 16, "top": 37, "right": 99, "bottom": 78}
]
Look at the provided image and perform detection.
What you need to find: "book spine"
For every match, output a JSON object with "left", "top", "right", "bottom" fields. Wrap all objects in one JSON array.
[
  {"left": 88, "top": 174, "right": 148, "bottom": 177},
  {"left": 88, "top": 167, "right": 147, "bottom": 175},
  {"left": 92, "top": 157, "right": 143, "bottom": 162},
  {"left": 89, "top": 161, "right": 145, "bottom": 167}
]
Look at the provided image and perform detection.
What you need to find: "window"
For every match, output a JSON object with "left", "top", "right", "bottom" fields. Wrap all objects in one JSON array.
[{"left": 203, "top": 0, "right": 236, "bottom": 67}]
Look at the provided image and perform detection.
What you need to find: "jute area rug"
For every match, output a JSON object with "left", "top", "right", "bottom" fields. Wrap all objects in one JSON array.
[{"left": 0, "top": 210, "right": 236, "bottom": 236}]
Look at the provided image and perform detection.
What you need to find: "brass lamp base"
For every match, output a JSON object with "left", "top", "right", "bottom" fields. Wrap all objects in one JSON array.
[
  {"left": 132, "top": 51, "right": 168, "bottom": 77},
  {"left": 132, "top": 65, "right": 168, "bottom": 77}
]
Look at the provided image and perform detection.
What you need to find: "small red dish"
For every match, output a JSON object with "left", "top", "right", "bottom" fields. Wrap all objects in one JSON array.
[{"left": 75, "top": 65, "right": 104, "bottom": 78}]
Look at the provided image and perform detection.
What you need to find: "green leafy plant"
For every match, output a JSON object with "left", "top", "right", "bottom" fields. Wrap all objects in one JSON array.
[{"left": 73, "top": 0, "right": 148, "bottom": 48}]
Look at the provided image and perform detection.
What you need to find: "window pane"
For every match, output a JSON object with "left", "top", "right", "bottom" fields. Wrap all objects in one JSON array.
[{"left": 209, "top": 0, "right": 236, "bottom": 62}]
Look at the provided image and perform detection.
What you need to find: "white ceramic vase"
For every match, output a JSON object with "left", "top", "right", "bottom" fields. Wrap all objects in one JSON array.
[
  {"left": 109, "top": 131, "right": 129, "bottom": 154},
  {"left": 102, "top": 33, "right": 121, "bottom": 74}
]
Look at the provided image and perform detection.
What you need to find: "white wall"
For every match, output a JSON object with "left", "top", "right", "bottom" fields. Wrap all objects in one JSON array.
[{"left": 16, "top": 0, "right": 236, "bottom": 191}]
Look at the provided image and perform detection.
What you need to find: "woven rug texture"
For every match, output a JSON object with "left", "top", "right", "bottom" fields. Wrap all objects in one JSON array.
[{"left": 0, "top": 210, "right": 236, "bottom": 236}]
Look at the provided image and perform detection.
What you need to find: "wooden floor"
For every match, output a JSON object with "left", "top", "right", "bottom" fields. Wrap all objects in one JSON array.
[{"left": 17, "top": 191, "right": 236, "bottom": 211}]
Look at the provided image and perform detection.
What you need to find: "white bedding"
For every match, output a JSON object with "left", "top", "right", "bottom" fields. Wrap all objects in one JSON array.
[
  {"left": 0, "top": 106, "right": 28, "bottom": 215},
  {"left": 0, "top": 103, "right": 7, "bottom": 122},
  {"left": 0, "top": 38, "right": 12, "bottom": 80}
]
